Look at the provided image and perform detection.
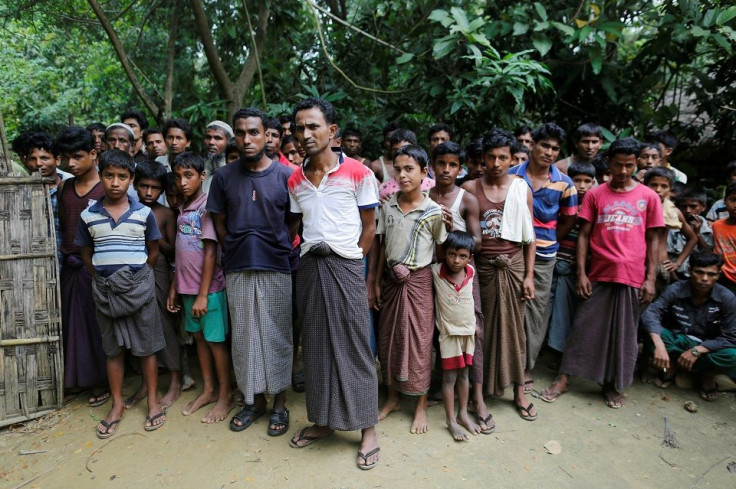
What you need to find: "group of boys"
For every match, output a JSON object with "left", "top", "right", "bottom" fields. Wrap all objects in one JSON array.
[{"left": 10, "top": 99, "right": 736, "bottom": 469}]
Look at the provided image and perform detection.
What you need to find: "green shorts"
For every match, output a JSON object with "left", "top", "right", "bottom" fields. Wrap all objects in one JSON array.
[{"left": 181, "top": 290, "right": 229, "bottom": 343}]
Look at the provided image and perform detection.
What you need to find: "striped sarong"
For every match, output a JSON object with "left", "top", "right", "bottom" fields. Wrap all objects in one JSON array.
[
  {"left": 226, "top": 270, "right": 293, "bottom": 405},
  {"left": 378, "top": 265, "right": 434, "bottom": 396},
  {"left": 297, "top": 250, "right": 378, "bottom": 431}
]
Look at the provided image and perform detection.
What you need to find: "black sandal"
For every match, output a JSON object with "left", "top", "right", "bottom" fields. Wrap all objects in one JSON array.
[
  {"left": 229, "top": 404, "right": 266, "bottom": 432},
  {"left": 266, "top": 408, "right": 290, "bottom": 436}
]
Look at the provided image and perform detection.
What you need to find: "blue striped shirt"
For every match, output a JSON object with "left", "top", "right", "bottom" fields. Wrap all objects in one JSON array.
[{"left": 74, "top": 197, "right": 162, "bottom": 277}]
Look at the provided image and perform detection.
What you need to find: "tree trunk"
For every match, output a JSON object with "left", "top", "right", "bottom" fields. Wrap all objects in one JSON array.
[{"left": 163, "top": 0, "right": 181, "bottom": 122}]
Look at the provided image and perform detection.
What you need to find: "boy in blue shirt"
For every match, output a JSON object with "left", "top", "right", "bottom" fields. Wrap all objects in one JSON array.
[{"left": 76, "top": 149, "right": 166, "bottom": 438}]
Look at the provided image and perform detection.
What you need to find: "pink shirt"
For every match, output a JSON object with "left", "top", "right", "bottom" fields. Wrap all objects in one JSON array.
[
  {"left": 378, "top": 177, "right": 435, "bottom": 203},
  {"left": 579, "top": 182, "right": 664, "bottom": 288},
  {"left": 174, "top": 193, "right": 226, "bottom": 295}
]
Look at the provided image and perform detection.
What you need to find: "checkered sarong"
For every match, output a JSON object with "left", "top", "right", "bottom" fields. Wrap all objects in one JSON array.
[
  {"left": 297, "top": 251, "right": 378, "bottom": 431},
  {"left": 226, "top": 270, "right": 293, "bottom": 405}
]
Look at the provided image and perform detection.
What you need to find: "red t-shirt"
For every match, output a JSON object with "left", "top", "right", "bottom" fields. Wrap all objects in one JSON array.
[
  {"left": 579, "top": 182, "right": 664, "bottom": 288},
  {"left": 713, "top": 219, "right": 736, "bottom": 282}
]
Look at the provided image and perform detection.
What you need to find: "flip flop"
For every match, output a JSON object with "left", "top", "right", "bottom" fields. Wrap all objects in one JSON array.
[
  {"left": 699, "top": 386, "right": 719, "bottom": 402},
  {"left": 266, "top": 408, "right": 290, "bottom": 436},
  {"left": 357, "top": 447, "right": 380, "bottom": 470},
  {"left": 540, "top": 387, "right": 565, "bottom": 403},
  {"left": 96, "top": 417, "right": 123, "bottom": 439},
  {"left": 289, "top": 426, "right": 334, "bottom": 448},
  {"left": 473, "top": 413, "right": 496, "bottom": 435},
  {"left": 88, "top": 391, "right": 111, "bottom": 408},
  {"left": 516, "top": 402, "right": 537, "bottom": 421},
  {"left": 229, "top": 404, "right": 266, "bottom": 432},
  {"left": 144, "top": 412, "right": 166, "bottom": 431}
]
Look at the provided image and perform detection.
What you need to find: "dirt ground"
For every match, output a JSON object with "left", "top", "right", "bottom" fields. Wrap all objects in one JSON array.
[{"left": 2, "top": 351, "right": 736, "bottom": 489}]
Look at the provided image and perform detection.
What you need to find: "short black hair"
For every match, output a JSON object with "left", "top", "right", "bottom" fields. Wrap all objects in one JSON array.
[
  {"left": 143, "top": 127, "right": 163, "bottom": 141},
  {"left": 428, "top": 123, "right": 453, "bottom": 141},
  {"left": 121, "top": 109, "right": 149, "bottom": 131},
  {"left": 608, "top": 137, "right": 640, "bottom": 158},
  {"left": 432, "top": 141, "right": 465, "bottom": 166},
  {"left": 134, "top": 160, "right": 168, "bottom": 186},
  {"left": 25, "top": 132, "right": 57, "bottom": 157},
  {"left": 677, "top": 187, "right": 707, "bottom": 207},
  {"left": 293, "top": 98, "right": 337, "bottom": 125},
  {"left": 726, "top": 160, "right": 736, "bottom": 177},
  {"left": 638, "top": 142, "right": 662, "bottom": 158},
  {"left": 382, "top": 121, "right": 401, "bottom": 137},
  {"left": 165, "top": 172, "right": 178, "bottom": 192},
  {"left": 515, "top": 125, "right": 533, "bottom": 137},
  {"left": 226, "top": 137, "right": 239, "bottom": 156},
  {"left": 265, "top": 116, "right": 283, "bottom": 136},
  {"left": 532, "top": 123, "right": 566, "bottom": 145},
  {"left": 172, "top": 152, "right": 205, "bottom": 173},
  {"left": 394, "top": 144, "right": 428, "bottom": 169},
  {"left": 724, "top": 181, "right": 736, "bottom": 200},
  {"left": 511, "top": 141, "right": 531, "bottom": 156},
  {"left": 465, "top": 138, "right": 483, "bottom": 159},
  {"left": 568, "top": 161, "right": 596, "bottom": 179},
  {"left": 343, "top": 128, "right": 362, "bottom": 140},
  {"left": 389, "top": 128, "right": 417, "bottom": 147},
  {"left": 232, "top": 107, "right": 267, "bottom": 130},
  {"left": 56, "top": 126, "right": 95, "bottom": 154},
  {"left": 591, "top": 152, "right": 609, "bottom": 181},
  {"left": 573, "top": 123, "right": 603, "bottom": 141},
  {"left": 444, "top": 231, "right": 475, "bottom": 254},
  {"left": 98, "top": 149, "right": 135, "bottom": 175},
  {"left": 281, "top": 134, "right": 298, "bottom": 150},
  {"left": 689, "top": 250, "right": 723, "bottom": 269},
  {"left": 482, "top": 128, "right": 515, "bottom": 152},
  {"left": 643, "top": 166, "right": 675, "bottom": 186},
  {"left": 651, "top": 129, "right": 678, "bottom": 150},
  {"left": 12, "top": 131, "right": 36, "bottom": 157},
  {"left": 162, "top": 118, "right": 193, "bottom": 141},
  {"left": 85, "top": 122, "right": 106, "bottom": 133}
]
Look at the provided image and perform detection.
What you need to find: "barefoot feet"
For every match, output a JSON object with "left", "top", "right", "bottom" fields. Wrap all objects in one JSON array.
[
  {"left": 124, "top": 385, "right": 147, "bottom": 410},
  {"left": 182, "top": 391, "right": 217, "bottom": 416},
  {"left": 602, "top": 384, "right": 625, "bottom": 409},
  {"left": 410, "top": 398, "right": 429, "bottom": 434},
  {"left": 202, "top": 397, "right": 236, "bottom": 423},
  {"left": 378, "top": 397, "right": 401, "bottom": 421}
]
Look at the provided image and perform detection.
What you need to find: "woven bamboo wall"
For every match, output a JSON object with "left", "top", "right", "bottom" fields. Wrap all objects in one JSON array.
[{"left": 0, "top": 168, "right": 63, "bottom": 427}]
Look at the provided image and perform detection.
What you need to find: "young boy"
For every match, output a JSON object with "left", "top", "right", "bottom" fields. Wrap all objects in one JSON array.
[
  {"left": 547, "top": 161, "right": 596, "bottom": 357},
  {"left": 457, "top": 138, "right": 484, "bottom": 186},
  {"left": 143, "top": 128, "right": 168, "bottom": 160},
  {"left": 56, "top": 126, "right": 109, "bottom": 406},
  {"left": 634, "top": 143, "right": 663, "bottom": 183},
  {"left": 378, "top": 129, "right": 435, "bottom": 203},
  {"left": 225, "top": 137, "right": 240, "bottom": 164},
  {"left": 644, "top": 167, "right": 697, "bottom": 286},
  {"left": 428, "top": 141, "right": 491, "bottom": 433},
  {"left": 85, "top": 122, "right": 106, "bottom": 155},
  {"left": 75, "top": 149, "right": 166, "bottom": 437},
  {"left": 162, "top": 118, "right": 193, "bottom": 168},
  {"left": 123, "top": 161, "right": 182, "bottom": 411},
  {"left": 511, "top": 141, "right": 531, "bottom": 166},
  {"left": 556, "top": 123, "right": 604, "bottom": 174},
  {"left": 431, "top": 231, "right": 478, "bottom": 441},
  {"left": 712, "top": 181, "right": 736, "bottom": 296},
  {"left": 463, "top": 130, "right": 536, "bottom": 421},
  {"left": 374, "top": 145, "right": 448, "bottom": 434},
  {"left": 669, "top": 188, "right": 713, "bottom": 277},
  {"left": 280, "top": 135, "right": 302, "bottom": 166},
  {"left": 542, "top": 138, "right": 664, "bottom": 409},
  {"left": 167, "top": 152, "right": 233, "bottom": 423},
  {"left": 652, "top": 129, "right": 687, "bottom": 183}
]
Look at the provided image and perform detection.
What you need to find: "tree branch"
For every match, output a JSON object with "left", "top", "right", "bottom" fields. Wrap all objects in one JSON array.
[
  {"left": 86, "top": 0, "right": 160, "bottom": 119},
  {"left": 163, "top": 0, "right": 180, "bottom": 121},
  {"left": 242, "top": 0, "right": 267, "bottom": 109},
  {"left": 189, "top": 0, "right": 234, "bottom": 99}
]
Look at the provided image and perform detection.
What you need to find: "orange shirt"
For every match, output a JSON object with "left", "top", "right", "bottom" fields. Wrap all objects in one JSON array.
[{"left": 712, "top": 219, "right": 736, "bottom": 282}]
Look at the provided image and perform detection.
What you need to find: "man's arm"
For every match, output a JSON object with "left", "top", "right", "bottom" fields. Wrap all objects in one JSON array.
[
  {"left": 641, "top": 286, "right": 676, "bottom": 369},
  {"left": 522, "top": 186, "right": 536, "bottom": 300},
  {"left": 159, "top": 208, "right": 177, "bottom": 259},
  {"left": 556, "top": 214, "right": 577, "bottom": 242},
  {"left": 666, "top": 208, "right": 697, "bottom": 272},
  {"left": 145, "top": 239, "right": 159, "bottom": 267},
  {"left": 358, "top": 207, "right": 376, "bottom": 256},
  {"left": 191, "top": 240, "right": 216, "bottom": 318},
  {"left": 640, "top": 228, "right": 660, "bottom": 303},
  {"left": 80, "top": 246, "right": 95, "bottom": 276},
  {"left": 211, "top": 212, "right": 227, "bottom": 249},
  {"left": 576, "top": 220, "right": 593, "bottom": 299},
  {"left": 462, "top": 191, "right": 482, "bottom": 253}
]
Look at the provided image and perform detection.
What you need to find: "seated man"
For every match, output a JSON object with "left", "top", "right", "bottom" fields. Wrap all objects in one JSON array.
[{"left": 641, "top": 250, "right": 736, "bottom": 401}]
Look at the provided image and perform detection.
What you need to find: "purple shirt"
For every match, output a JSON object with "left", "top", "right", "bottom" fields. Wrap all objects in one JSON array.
[{"left": 174, "top": 193, "right": 226, "bottom": 295}]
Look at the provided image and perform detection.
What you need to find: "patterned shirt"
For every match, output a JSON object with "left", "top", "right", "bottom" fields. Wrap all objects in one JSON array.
[
  {"left": 75, "top": 197, "right": 162, "bottom": 277},
  {"left": 509, "top": 161, "right": 578, "bottom": 260}
]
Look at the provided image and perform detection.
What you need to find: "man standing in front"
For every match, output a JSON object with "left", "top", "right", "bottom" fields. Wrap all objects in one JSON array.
[{"left": 287, "top": 98, "right": 381, "bottom": 470}]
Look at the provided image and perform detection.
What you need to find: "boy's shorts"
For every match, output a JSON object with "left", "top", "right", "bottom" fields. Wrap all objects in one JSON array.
[{"left": 181, "top": 290, "right": 228, "bottom": 343}]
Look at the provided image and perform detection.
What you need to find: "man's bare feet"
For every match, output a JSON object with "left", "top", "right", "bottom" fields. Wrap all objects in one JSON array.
[
  {"left": 181, "top": 374, "right": 196, "bottom": 391},
  {"left": 160, "top": 384, "right": 182, "bottom": 410},
  {"left": 124, "top": 385, "right": 147, "bottom": 409},
  {"left": 540, "top": 375, "right": 569, "bottom": 403},
  {"left": 447, "top": 420, "right": 468, "bottom": 441},
  {"left": 602, "top": 384, "right": 625, "bottom": 409},
  {"left": 202, "top": 397, "right": 236, "bottom": 423},
  {"left": 182, "top": 391, "right": 217, "bottom": 416},
  {"left": 378, "top": 398, "right": 401, "bottom": 421},
  {"left": 357, "top": 426, "right": 380, "bottom": 469},
  {"left": 698, "top": 373, "right": 719, "bottom": 402},
  {"left": 410, "top": 399, "right": 429, "bottom": 434},
  {"left": 456, "top": 412, "right": 481, "bottom": 436}
]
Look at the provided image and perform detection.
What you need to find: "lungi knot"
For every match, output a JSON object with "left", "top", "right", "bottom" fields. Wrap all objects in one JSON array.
[
  {"left": 64, "top": 254, "right": 84, "bottom": 270},
  {"left": 390, "top": 263, "right": 411, "bottom": 283},
  {"left": 489, "top": 255, "right": 512, "bottom": 269},
  {"left": 309, "top": 241, "right": 333, "bottom": 256}
]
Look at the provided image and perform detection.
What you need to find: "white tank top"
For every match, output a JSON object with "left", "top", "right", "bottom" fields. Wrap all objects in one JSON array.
[{"left": 450, "top": 189, "right": 466, "bottom": 232}]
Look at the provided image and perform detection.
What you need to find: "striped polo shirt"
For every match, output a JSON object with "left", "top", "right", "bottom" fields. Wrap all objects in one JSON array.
[
  {"left": 74, "top": 197, "right": 162, "bottom": 277},
  {"left": 509, "top": 161, "right": 578, "bottom": 260}
]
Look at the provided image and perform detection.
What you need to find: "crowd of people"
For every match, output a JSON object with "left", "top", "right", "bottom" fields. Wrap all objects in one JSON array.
[{"left": 9, "top": 98, "right": 736, "bottom": 470}]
